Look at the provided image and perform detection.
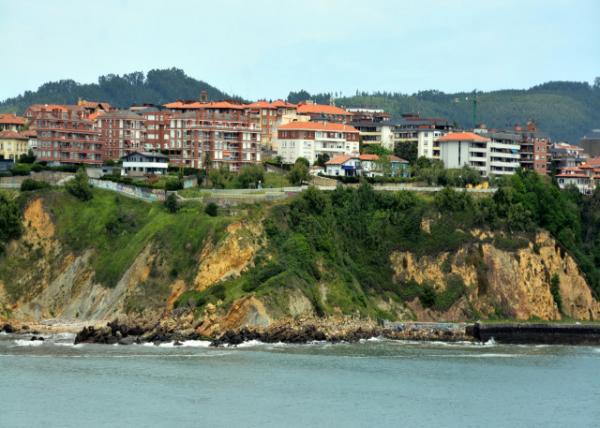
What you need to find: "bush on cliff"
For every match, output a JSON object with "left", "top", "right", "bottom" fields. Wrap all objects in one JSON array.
[
  {"left": 0, "top": 192, "right": 22, "bottom": 254},
  {"left": 65, "top": 169, "right": 93, "bottom": 201}
]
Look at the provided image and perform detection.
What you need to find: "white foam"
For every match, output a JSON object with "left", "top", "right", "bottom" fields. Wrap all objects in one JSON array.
[
  {"left": 233, "top": 339, "right": 263, "bottom": 348},
  {"left": 13, "top": 339, "right": 45, "bottom": 347}
]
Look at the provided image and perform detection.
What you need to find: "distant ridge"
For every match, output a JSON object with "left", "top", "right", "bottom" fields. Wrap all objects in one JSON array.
[
  {"left": 0, "top": 68, "right": 237, "bottom": 113},
  {"left": 1, "top": 68, "right": 599, "bottom": 143}
]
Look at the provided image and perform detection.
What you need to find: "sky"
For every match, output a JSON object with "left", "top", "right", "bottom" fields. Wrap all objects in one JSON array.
[{"left": 1, "top": 0, "right": 599, "bottom": 101}]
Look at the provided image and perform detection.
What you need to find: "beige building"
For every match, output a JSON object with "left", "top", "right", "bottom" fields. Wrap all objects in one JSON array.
[{"left": 0, "top": 130, "right": 29, "bottom": 160}]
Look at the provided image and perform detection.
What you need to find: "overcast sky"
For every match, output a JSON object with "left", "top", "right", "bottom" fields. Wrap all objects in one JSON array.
[{"left": 1, "top": 0, "right": 599, "bottom": 101}]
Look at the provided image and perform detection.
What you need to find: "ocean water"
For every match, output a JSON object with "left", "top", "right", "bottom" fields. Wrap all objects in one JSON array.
[{"left": 1, "top": 332, "right": 599, "bottom": 428}]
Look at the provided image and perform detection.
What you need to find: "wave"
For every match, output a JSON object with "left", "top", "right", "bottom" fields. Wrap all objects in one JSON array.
[
  {"left": 13, "top": 339, "right": 45, "bottom": 347},
  {"left": 141, "top": 340, "right": 212, "bottom": 348}
]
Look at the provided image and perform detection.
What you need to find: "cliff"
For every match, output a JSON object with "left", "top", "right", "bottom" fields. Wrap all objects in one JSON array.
[{"left": 0, "top": 186, "right": 599, "bottom": 336}]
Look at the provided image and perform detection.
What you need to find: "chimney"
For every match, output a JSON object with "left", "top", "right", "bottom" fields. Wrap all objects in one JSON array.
[{"left": 199, "top": 90, "right": 208, "bottom": 102}]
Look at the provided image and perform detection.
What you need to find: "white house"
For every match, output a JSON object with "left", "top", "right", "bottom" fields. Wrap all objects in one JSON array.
[
  {"left": 121, "top": 151, "right": 169, "bottom": 176},
  {"left": 276, "top": 122, "right": 360, "bottom": 165},
  {"left": 324, "top": 155, "right": 361, "bottom": 177}
]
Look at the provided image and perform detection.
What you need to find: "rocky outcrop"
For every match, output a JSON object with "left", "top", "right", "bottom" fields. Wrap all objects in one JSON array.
[
  {"left": 390, "top": 231, "right": 600, "bottom": 321},
  {"left": 193, "top": 222, "right": 262, "bottom": 291}
]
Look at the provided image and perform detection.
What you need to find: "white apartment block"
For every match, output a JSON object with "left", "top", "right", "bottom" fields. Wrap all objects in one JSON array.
[
  {"left": 439, "top": 131, "right": 520, "bottom": 177},
  {"left": 417, "top": 129, "right": 446, "bottom": 159},
  {"left": 276, "top": 122, "right": 360, "bottom": 165}
]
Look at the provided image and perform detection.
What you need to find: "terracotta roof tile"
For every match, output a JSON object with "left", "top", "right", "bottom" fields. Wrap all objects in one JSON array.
[
  {"left": 297, "top": 103, "right": 352, "bottom": 116},
  {"left": 278, "top": 122, "right": 359, "bottom": 133},
  {"left": 0, "top": 114, "right": 26, "bottom": 125},
  {"left": 438, "top": 132, "right": 490, "bottom": 143}
]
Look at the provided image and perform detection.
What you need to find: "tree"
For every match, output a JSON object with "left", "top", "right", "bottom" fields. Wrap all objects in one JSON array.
[
  {"left": 0, "top": 192, "right": 21, "bottom": 253},
  {"left": 594, "top": 77, "right": 600, "bottom": 90},
  {"left": 164, "top": 193, "right": 179, "bottom": 213},
  {"left": 295, "top": 157, "right": 310, "bottom": 169},
  {"left": 18, "top": 150, "right": 36, "bottom": 164},
  {"left": 65, "top": 168, "right": 93, "bottom": 201},
  {"left": 315, "top": 153, "right": 330, "bottom": 167},
  {"left": 236, "top": 164, "right": 264, "bottom": 189},
  {"left": 394, "top": 142, "right": 418, "bottom": 164},
  {"left": 208, "top": 167, "right": 231, "bottom": 189},
  {"left": 20, "top": 178, "right": 50, "bottom": 191},
  {"left": 288, "top": 160, "right": 309, "bottom": 185},
  {"left": 204, "top": 202, "right": 218, "bottom": 217}
]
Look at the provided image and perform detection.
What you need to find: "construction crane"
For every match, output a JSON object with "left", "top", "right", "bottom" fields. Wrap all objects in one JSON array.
[{"left": 471, "top": 90, "right": 478, "bottom": 128}]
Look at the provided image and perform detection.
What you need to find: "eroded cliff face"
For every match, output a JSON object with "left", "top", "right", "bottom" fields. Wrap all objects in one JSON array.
[
  {"left": 1, "top": 198, "right": 599, "bottom": 333},
  {"left": 0, "top": 198, "right": 262, "bottom": 329},
  {"left": 389, "top": 231, "right": 600, "bottom": 322}
]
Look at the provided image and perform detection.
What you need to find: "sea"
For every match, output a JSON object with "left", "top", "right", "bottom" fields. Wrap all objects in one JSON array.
[{"left": 1, "top": 331, "right": 599, "bottom": 428}]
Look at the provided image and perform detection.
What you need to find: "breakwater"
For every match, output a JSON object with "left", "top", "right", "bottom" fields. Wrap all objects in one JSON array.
[{"left": 469, "top": 322, "right": 600, "bottom": 345}]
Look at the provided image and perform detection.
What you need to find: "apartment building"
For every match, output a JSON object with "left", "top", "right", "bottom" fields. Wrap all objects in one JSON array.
[
  {"left": 349, "top": 108, "right": 395, "bottom": 151},
  {"left": 167, "top": 102, "right": 261, "bottom": 170},
  {"left": 515, "top": 121, "right": 548, "bottom": 175},
  {"left": 296, "top": 102, "right": 353, "bottom": 124},
  {"left": 417, "top": 129, "right": 446, "bottom": 159},
  {"left": 394, "top": 113, "right": 452, "bottom": 156},
  {"left": 276, "top": 122, "right": 360, "bottom": 165},
  {"left": 25, "top": 104, "right": 103, "bottom": 165},
  {"left": 0, "top": 114, "right": 27, "bottom": 132},
  {"left": 130, "top": 105, "right": 172, "bottom": 152},
  {"left": 245, "top": 100, "right": 307, "bottom": 150},
  {"left": 96, "top": 110, "right": 145, "bottom": 160},
  {"left": 439, "top": 131, "right": 521, "bottom": 177},
  {"left": 549, "top": 142, "right": 588, "bottom": 171}
]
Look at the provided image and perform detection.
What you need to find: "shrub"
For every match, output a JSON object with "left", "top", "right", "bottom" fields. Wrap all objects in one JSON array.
[
  {"left": 204, "top": 202, "right": 218, "bottom": 217},
  {"left": 0, "top": 193, "right": 22, "bottom": 253},
  {"left": 20, "top": 178, "right": 50, "bottom": 191},
  {"left": 165, "top": 178, "right": 183, "bottom": 191},
  {"left": 164, "top": 193, "right": 178, "bottom": 213},
  {"left": 235, "top": 164, "right": 264, "bottom": 189},
  {"left": 550, "top": 273, "right": 562, "bottom": 313},
  {"left": 288, "top": 160, "right": 309, "bottom": 185},
  {"left": 65, "top": 169, "right": 93, "bottom": 201}
]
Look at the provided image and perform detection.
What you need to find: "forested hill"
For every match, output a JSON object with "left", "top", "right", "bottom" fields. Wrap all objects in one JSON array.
[
  {"left": 1, "top": 67, "right": 599, "bottom": 143},
  {"left": 0, "top": 68, "right": 234, "bottom": 112},
  {"left": 289, "top": 80, "right": 600, "bottom": 144}
]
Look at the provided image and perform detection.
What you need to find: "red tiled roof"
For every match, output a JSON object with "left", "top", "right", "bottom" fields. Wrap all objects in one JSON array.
[
  {"left": 21, "top": 130, "right": 37, "bottom": 137},
  {"left": 359, "top": 154, "right": 379, "bottom": 161},
  {"left": 325, "top": 154, "right": 356, "bottom": 165},
  {"left": 246, "top": 101, "right": 276, "bottom": 109},
  {"left": 580, "top": 156, "right": 600, "bottom": 168},
  {"left": 297, "top": 103, "right": 352, "bottom": 116},
  {"left": 278, "top": 121, "right": 359, "bottom": 132},
  {"left": 556, "top": 174, "right": 589, "bottom": 179},
  {"left": 0, "top": 113, "right": 26, "bottom": 125},
  {"left": 0, "top": 130, "right": 28, "bottom": 140},
  {"left": 438, "top": 132, "right": 490, "bottom": 143},
  {"left": 271, "top": 100, "right": 296, "bottom": 108},
  {"left": 164, "top": 100, "right": 246, "bottom": 110},
  {"left": 389, "top": 155, "right": 408, "bottom": 163}
]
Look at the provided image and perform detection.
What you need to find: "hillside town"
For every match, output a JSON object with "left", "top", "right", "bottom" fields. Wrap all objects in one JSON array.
[{"left": 1, "top": 93, "right": 600, "bottom": 193}]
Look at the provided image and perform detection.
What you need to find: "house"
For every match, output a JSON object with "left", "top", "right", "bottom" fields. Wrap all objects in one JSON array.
[
  {"left": 0, "top": 114, "right": 27, "bottom": 132},
  {"left": 276, "top": 122, "right": 360, "bottom": 165},
  {"left": 121, "top": 152, "right": 169, "bottom": 176},
  {"left": 515, "top": 121, "right": 549, "bottom": 175},
  {"left": 0, "top": 130, "right": 29, "bottom": 161},
  {"left": 556, "top": 166, "right": 593, "bottom": 194},
  {"left": 359, "top": 154, "right": 410, "bottom": 177},
  {"left": 324, "top": 155, "right": 361, "bottom": 177}
]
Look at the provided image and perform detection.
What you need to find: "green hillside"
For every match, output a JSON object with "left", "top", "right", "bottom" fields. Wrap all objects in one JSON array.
[
  {"left": 1, "top": 67, "right": 598, "bottom": 144},
  {"left": 0, "top": 68, "right": 236, "bottom": 112},
  {"left": 289, "top": 80, "right": 600, "bottom": 143}
]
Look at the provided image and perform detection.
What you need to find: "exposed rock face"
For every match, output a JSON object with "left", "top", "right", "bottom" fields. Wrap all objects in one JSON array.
[
  {"left": 193, "top": 222, "right": 262, "bottom": 291},
  {"left": 390, "top": 231, "right": 600, "bottom": 321},
  {"left": 2, "top": 197, "right": 600, "bottom": 339}
]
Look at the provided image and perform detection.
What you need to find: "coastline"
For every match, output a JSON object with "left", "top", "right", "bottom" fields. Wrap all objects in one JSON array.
[{"left": 6, "top": 318, "right": 600, "bottom": 346}]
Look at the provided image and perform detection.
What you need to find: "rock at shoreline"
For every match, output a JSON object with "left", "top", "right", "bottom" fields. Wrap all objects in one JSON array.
[
  {"left": 74, "top": 321, "right": 147, "bottom": 345},
  {"left": 2, "top": 323, "right": 15, "bottom": 334}
]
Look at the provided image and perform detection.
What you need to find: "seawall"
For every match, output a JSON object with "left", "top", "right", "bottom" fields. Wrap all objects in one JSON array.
[{"left": 469, "top": 322, "right": 600, "bottom": 345}]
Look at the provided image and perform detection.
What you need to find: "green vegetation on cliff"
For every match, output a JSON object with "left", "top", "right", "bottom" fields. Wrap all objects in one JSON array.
[{"left": 2, "top": 168, "right": 600, "bottom": 319}]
